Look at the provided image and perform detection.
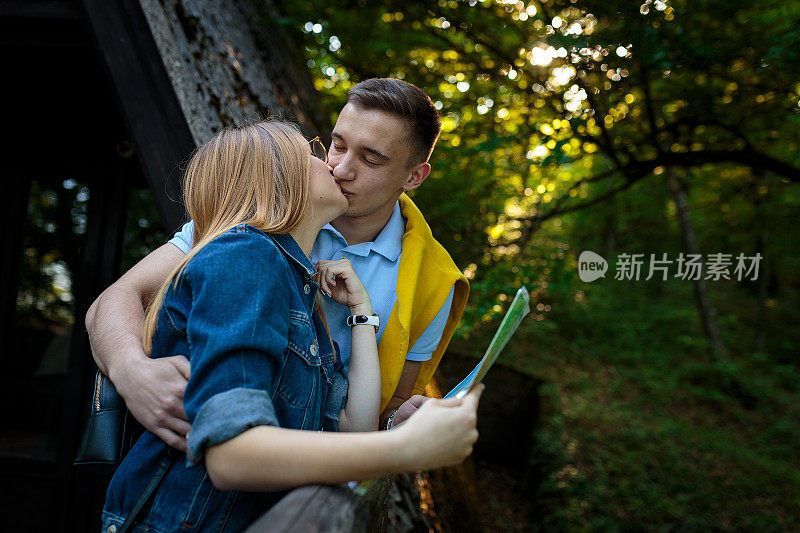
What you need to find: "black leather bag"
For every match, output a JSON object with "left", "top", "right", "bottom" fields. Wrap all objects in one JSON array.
[
  {"left": 75, "top": 370, "right": 171, "bottom": 533},
  {"left": 74, "top": 370, "right": 141, "bottom": 465}
]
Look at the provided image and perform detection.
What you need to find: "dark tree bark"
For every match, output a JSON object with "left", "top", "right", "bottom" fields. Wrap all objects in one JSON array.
[
  {"left": 665, "top": 170, "right": 729, "bottom": 361},
  {"left": 752, "top": 171, "right": 770, "bottom": 353},
  {"left": 603, "top": 186, "right": 618, "bottom": 258},
  {"left": 138, "top": 0, "right": 331, "bottom": 145}
]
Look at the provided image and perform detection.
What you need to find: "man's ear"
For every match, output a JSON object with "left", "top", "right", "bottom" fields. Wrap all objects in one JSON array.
[{"left": 402, "top": 162, "right": 431, "bottom": 192}]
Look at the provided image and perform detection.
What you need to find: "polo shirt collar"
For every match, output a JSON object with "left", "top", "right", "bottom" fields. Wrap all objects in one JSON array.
[
  {"left": 318, "top": 201, "right": 403, "bottom": 263},
  {"left": 319, "top": 222, "right": 346, "bottom": 245},
  {"left": 371, "top": 201, "right": 403, "bottom": 262}
]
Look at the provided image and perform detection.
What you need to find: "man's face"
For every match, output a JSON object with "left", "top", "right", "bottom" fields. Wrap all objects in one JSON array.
[{"left": 328, "top": 103, "right": 429, "bottom": 219}]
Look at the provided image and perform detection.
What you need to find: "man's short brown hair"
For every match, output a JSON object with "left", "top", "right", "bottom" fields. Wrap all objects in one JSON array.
[{"left": 347, "top": 78, "right": 441, "bottom": 167}]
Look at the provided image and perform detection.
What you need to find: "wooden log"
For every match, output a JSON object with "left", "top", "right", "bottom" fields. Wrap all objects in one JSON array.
[{"left": 245, "top": 484, "right": 371, "bottom": 533}]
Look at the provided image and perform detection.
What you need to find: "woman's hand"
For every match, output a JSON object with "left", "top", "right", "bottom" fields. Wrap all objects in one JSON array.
[
  {"left": 395, "top": 384, "right": 483, "bottom": 471},
  {"left": 314, "top": 259, "right": 371, "bottom": 314}
]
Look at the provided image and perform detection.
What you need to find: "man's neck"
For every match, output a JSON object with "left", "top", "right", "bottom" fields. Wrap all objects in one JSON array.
[{"left": 331, "top": 201, "right": 397, "bottom": 245}]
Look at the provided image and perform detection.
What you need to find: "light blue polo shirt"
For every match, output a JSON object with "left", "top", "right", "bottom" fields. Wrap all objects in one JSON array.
[{"left": 168, "top": 201, "right": 454, "bottom": 374}]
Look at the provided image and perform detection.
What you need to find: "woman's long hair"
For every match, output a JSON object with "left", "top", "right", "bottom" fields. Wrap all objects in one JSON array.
[{"left": 142, "top": 120, "right": 311, "bottom": 354}]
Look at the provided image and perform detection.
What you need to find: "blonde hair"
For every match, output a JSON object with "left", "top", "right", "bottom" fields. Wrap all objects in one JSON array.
[{"left": 142, "top": 120, "right": 311, "bottom": 354}]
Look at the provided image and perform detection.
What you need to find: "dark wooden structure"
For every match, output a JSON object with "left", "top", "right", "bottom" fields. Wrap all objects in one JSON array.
[{"left": 0, "top": 1, "right": 327, "bottom": 531}]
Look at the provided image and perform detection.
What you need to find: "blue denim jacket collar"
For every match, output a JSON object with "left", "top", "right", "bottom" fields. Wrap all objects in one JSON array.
[{"left": 246, "top": 226, "right": 317, "bottom": 277}]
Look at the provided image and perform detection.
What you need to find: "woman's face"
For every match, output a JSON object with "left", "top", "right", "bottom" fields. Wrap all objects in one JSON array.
[{"left": 308, "top": 153, "right": 348, "bottom": 221}]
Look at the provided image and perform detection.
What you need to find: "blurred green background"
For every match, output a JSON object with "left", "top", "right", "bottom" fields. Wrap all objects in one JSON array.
[{"left": 275, "top": 0, "right": 799, "bottom": 529}]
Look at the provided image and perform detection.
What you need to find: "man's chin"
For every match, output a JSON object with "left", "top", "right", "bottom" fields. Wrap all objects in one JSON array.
[
  {"left": 334, "top": 197, "right": 350, "bottom": 216},
  {"left": 345, "top": 207, "right": 369, "bottom": 219}
]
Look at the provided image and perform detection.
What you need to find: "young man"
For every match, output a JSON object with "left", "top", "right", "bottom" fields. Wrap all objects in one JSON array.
[{"left": 86, "top": 78, "right": 469, "bottom": 451}]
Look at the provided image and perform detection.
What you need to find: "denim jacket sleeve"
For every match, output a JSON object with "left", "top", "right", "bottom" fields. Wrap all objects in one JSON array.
[{"left": 181, "top": 231, "right": 292, "bottom": 466}]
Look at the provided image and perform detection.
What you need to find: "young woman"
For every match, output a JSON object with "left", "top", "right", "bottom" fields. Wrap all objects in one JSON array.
[{"left": 101, "top": 121, "right": 481, "bottom": 532}]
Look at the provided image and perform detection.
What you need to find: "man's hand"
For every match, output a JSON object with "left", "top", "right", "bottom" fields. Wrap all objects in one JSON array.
[
  {"left": 390, "top": 394, "right": 430, "bottom": 428},
  {"left": 380, "top": 361, "right": 422, "bottom": 427},
  {"left": 112, "top": 353, "right": 191, "bottom": 452},
  {"left": 86, "top": 242, "right": 190, "bottom": 450}
]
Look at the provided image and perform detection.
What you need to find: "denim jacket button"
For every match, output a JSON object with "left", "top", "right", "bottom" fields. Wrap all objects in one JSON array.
[
  {"left": 303, "top": 284, "right": 311, "bottom": 294},
  {"left": 310, "top": 342, "right": 318, "bottom": 356},
  {"left": 106, "top": 526, "right": 117, "bottom": 533}
]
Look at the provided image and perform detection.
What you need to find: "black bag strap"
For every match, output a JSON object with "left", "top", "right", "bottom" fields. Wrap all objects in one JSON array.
[{"left": 117, "top": 449, "right": 177, "bottom": 533}]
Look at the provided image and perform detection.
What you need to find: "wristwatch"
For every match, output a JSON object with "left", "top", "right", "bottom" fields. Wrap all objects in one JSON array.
[
  {"left": 346, "top": 313, "right": 380, "bottom": 332},
  {"left": 382, "top": 409, "right": 398, "bottom": 431}
]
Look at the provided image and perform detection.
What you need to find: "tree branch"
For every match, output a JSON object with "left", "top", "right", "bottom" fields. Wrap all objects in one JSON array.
[
  {"left": 660, "top": 149, "right": 800, "bottom": 181},
  {"left": 640, "top": 61, "right": 663, "bottom": 152},
  {"left": 512, "top": 146, "right": 800, "bottom": 245}
]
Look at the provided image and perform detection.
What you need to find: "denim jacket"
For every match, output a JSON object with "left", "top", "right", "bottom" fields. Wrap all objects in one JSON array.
[{"left": 102, "top": 225, "right": 349, "bottom": 533}]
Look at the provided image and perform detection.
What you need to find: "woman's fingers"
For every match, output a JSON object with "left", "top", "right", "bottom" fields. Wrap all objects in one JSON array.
[
  {"left": 322, "top": 259, "right": 352, "bottom": 278},
  {"left": 315, "top": 261, "right": 337, "bottom": 295},
  {"left": 314, "top": 259, "right": 368, "bottom": 307},
  {"left": 436, "top": 397, "right": 463, "bottom": 408},
  {"left": 461, "top": 383, "right": 484, "bottom": 410},
  {"left": 319, "top": 260, "right": 357, "bottom": 290}
]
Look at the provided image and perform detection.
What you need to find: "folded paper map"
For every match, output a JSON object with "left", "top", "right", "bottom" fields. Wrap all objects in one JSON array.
[{"left": 444, "top": 286, "right": 531, "bottom": 399}]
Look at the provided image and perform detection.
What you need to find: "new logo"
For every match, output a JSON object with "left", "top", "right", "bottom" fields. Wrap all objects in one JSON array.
[{"left": 578, "top": 250, "right": 608, "bottom": 282}]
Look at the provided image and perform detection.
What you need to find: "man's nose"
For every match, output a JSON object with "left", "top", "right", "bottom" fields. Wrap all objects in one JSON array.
[{"left": 331, "top": 155, "right": 355, "bottom": 181}]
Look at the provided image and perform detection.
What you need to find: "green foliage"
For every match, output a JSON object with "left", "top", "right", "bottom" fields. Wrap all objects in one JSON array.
[
  {"left": 454, "top": 275, "right": 800, "bottom": 529},
  {"left": 122, "top": 188, "right": 168, "bottom": 271},
  {"left": 16, "top": 178, "right": 90, "bottom": 325}
]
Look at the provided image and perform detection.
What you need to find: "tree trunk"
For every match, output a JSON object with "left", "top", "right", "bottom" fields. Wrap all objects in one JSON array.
[
  {"left": 665, "top": 170, "right": 729, "bottom": 361},
  {"left": 752, "top": 171, "right": 770, "bottom": 353},
  {"left": 603, "top": 194, "right": 618, "bottom": 258},
  {"left": 137, "top": 0, "right": 331, "bottom": 145},
  {"left": 755, "top": 231, "right": 769, "bottom": 353}
]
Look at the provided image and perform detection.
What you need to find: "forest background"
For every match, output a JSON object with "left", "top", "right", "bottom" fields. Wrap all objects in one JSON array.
[{"left": 270, "top": 0, "right": 799, "bottom": 530}]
